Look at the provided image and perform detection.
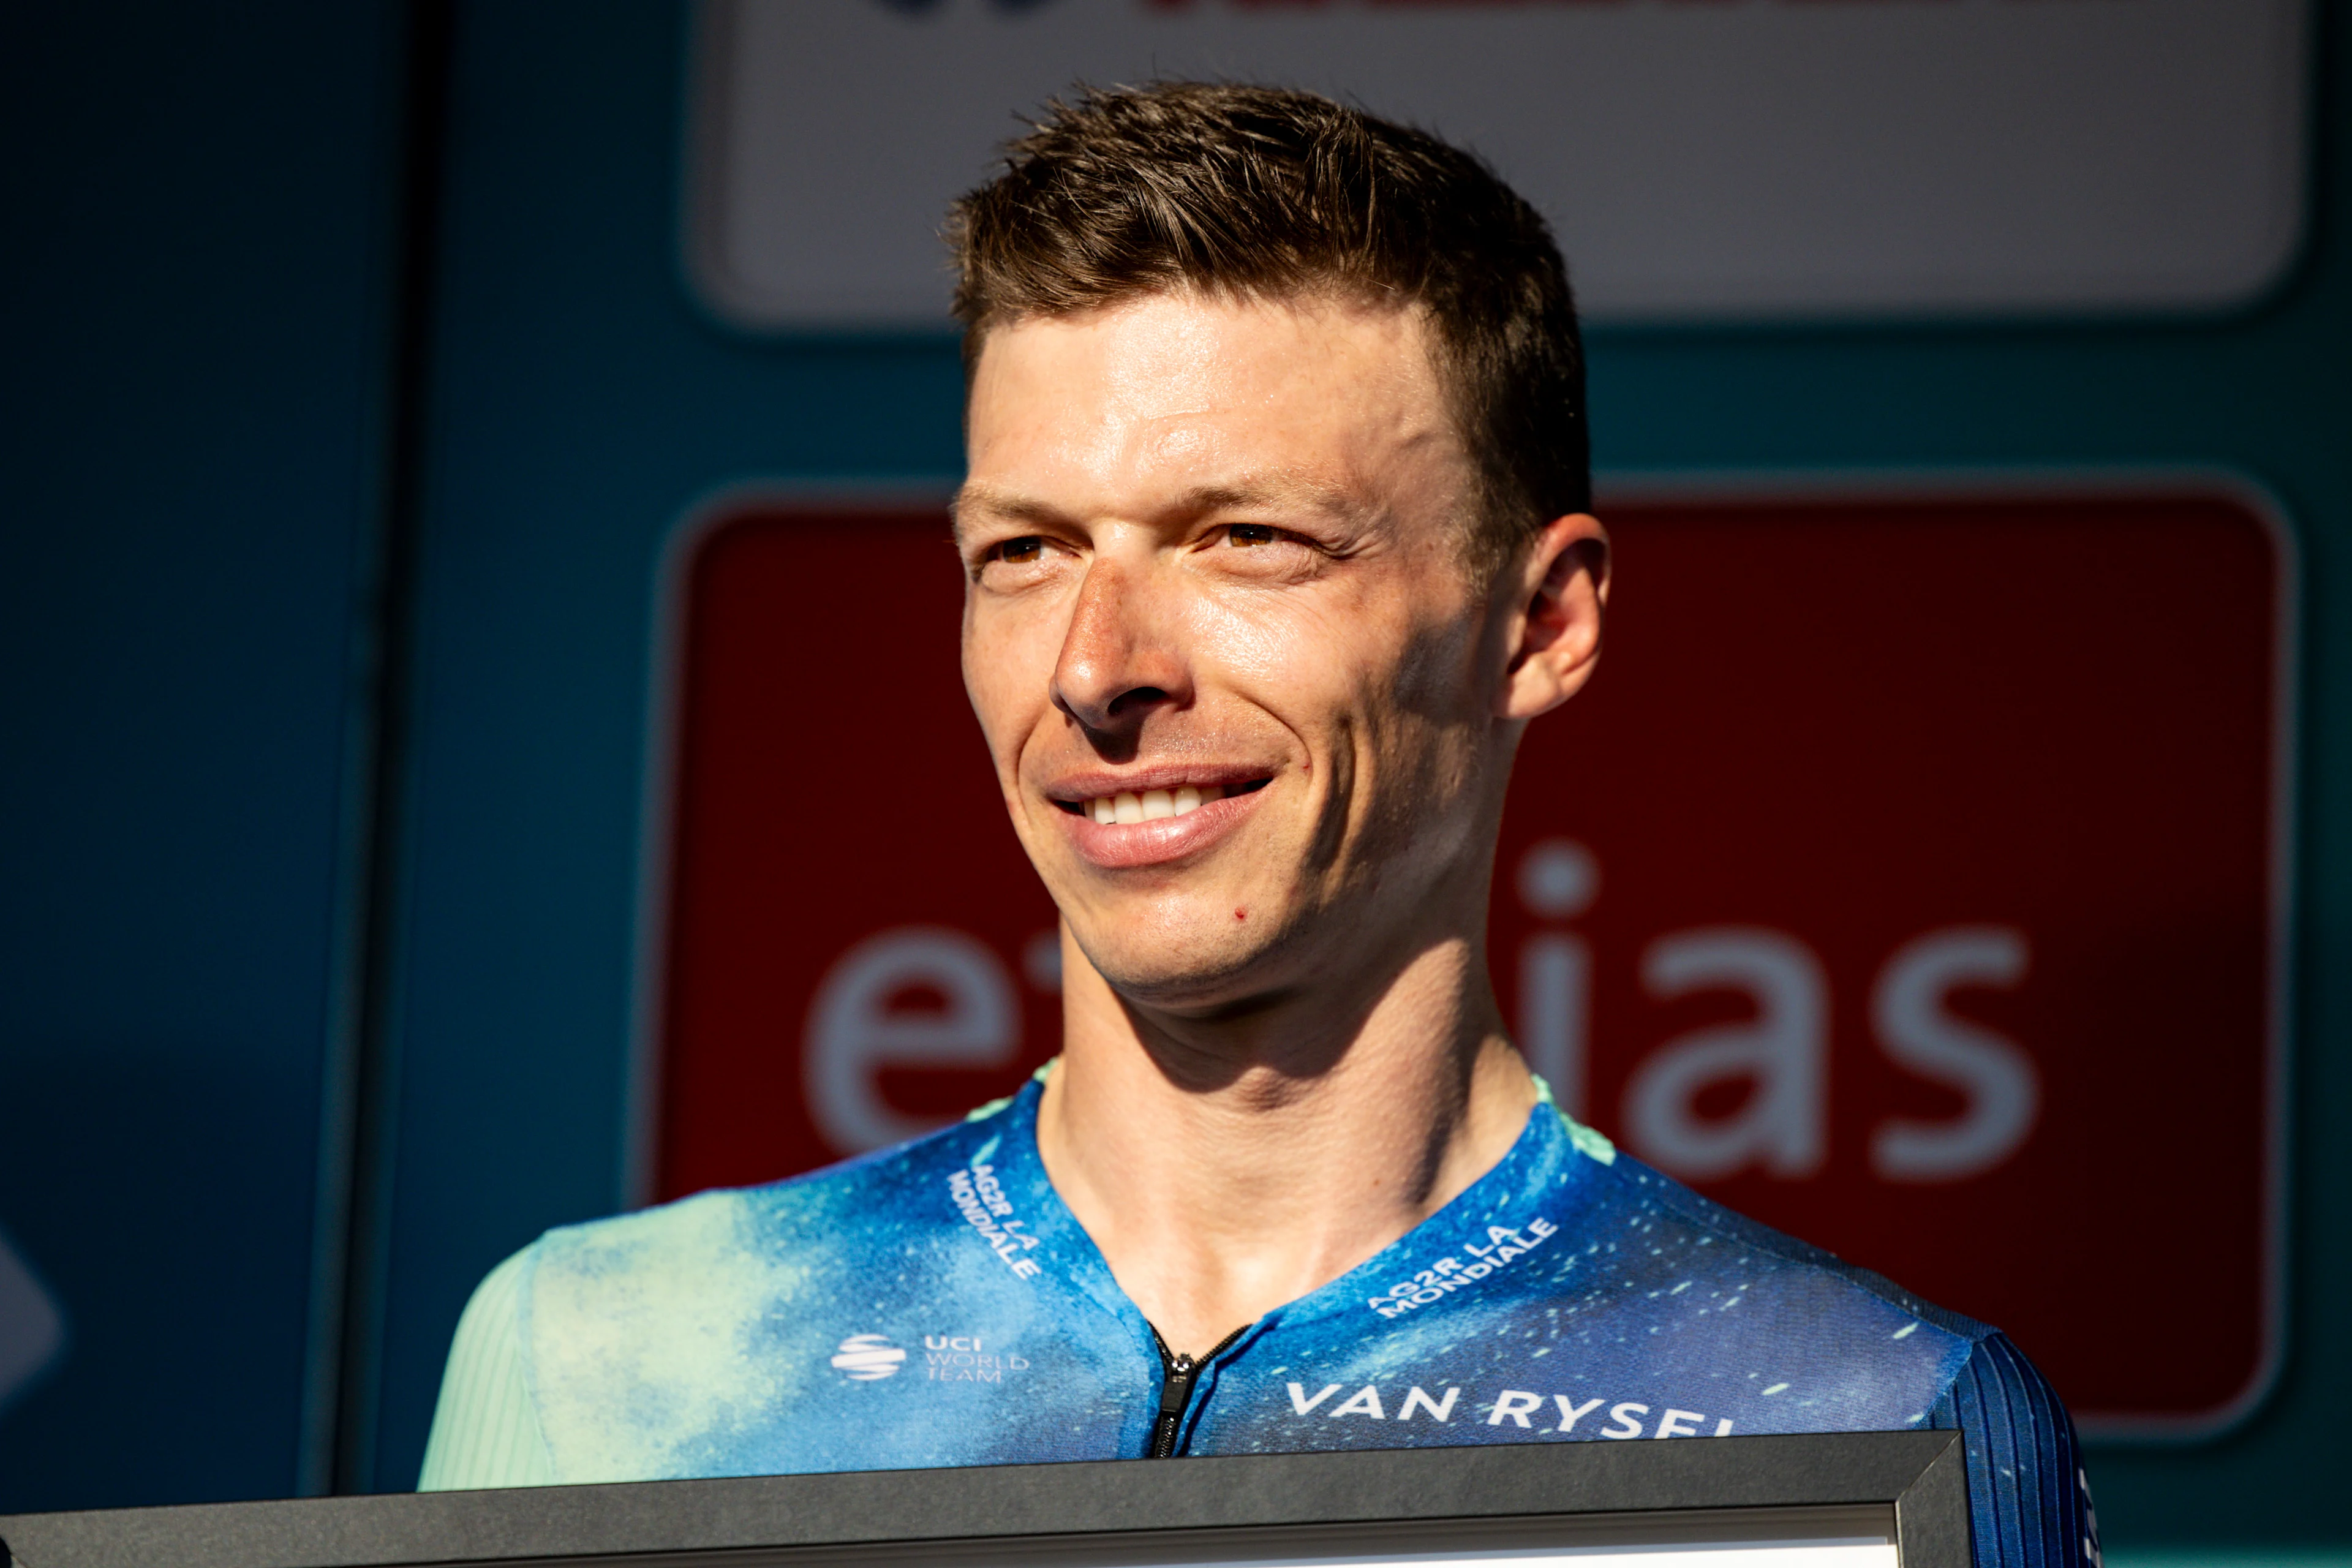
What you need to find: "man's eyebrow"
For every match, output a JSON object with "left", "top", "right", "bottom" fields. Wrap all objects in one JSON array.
[
  {"left": 1175, "top": 477, "right": 1362, "bottom": 521},
  {"left": 950, "top": 483, "right": 1064, "bottom": 540},
  {"left": 952, "top": 476, "right": 1364, "bottom": 537}
]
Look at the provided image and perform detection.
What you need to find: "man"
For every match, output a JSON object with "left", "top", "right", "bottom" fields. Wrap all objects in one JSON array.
[{"left": 421, "top": 83, "right": 2093, "bottom": 1567}]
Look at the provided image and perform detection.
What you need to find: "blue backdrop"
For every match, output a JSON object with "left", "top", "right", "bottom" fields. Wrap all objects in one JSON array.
[
  {"left": 0, "top": 0, "right": 403, "bottom": 1508},
  {"left": 1, "top": 1, "right": 2346, "bottom": 1552}
]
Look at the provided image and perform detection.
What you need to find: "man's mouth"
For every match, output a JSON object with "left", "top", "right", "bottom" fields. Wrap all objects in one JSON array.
[
  {"left": 1044, "top": 774, "right": 1273, "bottom": 869},
  {"left": 1058, "top": 780, "right": 1270, "bottom": 825},
  {"left": 1052, "top": 777, "right": 1270, "bottom": 824}
]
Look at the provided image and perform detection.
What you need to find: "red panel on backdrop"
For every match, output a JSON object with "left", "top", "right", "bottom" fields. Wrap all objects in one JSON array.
[{"left": 652, "top": 488, "right": 2288, "bottom": 1435}]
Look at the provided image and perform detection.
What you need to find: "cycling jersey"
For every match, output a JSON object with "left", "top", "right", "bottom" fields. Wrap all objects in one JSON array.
[{"left": 420, "top": 1074, "right": 2096, "bottom": 1568}]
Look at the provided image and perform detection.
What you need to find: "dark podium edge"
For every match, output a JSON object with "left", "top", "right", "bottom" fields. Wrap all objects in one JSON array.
[{"left": 0, "top": 1430, "right": 1972, "bottom": 1568}]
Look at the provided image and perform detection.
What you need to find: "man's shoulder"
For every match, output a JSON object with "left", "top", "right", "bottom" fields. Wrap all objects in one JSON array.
[
  {"left": 497, "top": 1101, "right": 1093, "bottom": 1483},
  {"left": 1509, "top": 1121, "right": 1999, "bottom": 1426},
  {"left": 524, "top": 1118, "right": 982, "bottom": 1302},
  {"left": 1583, "top": 1139, "right": 1996, "bottom": 1349}
]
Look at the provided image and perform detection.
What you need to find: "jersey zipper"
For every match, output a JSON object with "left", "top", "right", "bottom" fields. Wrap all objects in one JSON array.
[{"left": 1145, "top": 1324, "right": 1249, "bottom": 1458}]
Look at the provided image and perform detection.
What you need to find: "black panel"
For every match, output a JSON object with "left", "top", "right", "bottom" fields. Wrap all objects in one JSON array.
[{"left": 0, "top": 1433, "right": 1966, "bottom": 1568}]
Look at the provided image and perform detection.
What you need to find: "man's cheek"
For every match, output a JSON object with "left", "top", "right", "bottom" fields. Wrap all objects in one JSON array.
[
  {"left": 965, "top": 631, "right": 1041, "bottom": 736},
  {"left": 961, "top": 679, "right": 1019, "bottom": 777}
]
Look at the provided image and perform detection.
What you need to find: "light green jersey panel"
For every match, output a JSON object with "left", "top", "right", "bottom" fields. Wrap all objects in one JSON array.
[
  {"left": 416, "top": 1245, "right": 556, "bottom": 1490},
  {"left": 1529, "top": 1071, "right": 1616, "bottom": 1166}
]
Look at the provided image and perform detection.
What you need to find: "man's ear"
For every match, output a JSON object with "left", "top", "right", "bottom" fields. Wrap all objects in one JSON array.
[{"left": 1497, "top": 512, "right": 1609, "bottom": 721}]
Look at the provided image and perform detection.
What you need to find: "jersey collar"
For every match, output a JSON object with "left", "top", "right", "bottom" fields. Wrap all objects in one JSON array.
[{"left": 968, "top": 1073, "right": 1611, "bottom": 1348}]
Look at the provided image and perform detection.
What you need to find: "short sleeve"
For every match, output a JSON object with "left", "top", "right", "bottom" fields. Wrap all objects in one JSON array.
[
  {"left": 415, "top": 1245, "right": 557, "bottom": 1490},
  {"left": 1932, "top": 1332, "right": 2101, "bottom": 1568}
]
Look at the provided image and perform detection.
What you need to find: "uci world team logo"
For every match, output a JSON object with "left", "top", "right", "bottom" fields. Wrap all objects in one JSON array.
[{"left": 830, "top": 1333, "right": 905, "bottom": 1381}]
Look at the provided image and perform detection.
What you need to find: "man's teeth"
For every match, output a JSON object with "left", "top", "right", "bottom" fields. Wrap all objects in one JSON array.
[{"left": 1085, "top": 784, "right": 1222, "bottom": 825}]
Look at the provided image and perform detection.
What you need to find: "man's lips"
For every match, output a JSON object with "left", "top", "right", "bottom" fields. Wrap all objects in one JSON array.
[{"left": 1042, "top": 769, "right": 1273, "bottom": 870}]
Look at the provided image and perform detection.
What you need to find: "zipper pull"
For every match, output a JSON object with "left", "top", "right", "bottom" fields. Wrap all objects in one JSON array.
[
  {"left": 1159, "top": 1354, "right": 1196, "bottom": 1414},
  {"left": 1144, "top": 1325, "right": 1248, "bottom": 1459},
  {"left": 1148, "top": 1352, "right": 1196, "bottom": 1457}
]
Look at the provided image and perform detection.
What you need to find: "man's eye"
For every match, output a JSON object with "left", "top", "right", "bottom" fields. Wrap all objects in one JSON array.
[
  {"left": 991, "top": 537, "right": 1046, "bottom": 565},
  {"left": 1226, "top": 524, "right": 1280, "bottom": 548}
]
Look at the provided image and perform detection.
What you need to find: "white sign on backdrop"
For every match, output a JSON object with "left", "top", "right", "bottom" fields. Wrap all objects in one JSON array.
[{"left": 685, "top": 0, "right": 2309, "bottom": 331}]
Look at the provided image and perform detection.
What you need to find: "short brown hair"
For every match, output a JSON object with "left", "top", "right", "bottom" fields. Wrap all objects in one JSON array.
[{"left": 946, "top": 81, "right": 1589, "bottom": 572}]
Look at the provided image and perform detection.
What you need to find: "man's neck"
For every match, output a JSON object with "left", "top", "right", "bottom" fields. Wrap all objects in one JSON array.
[{"left": 1033, "top": 935, "right": 1539, "bottom": 1359}]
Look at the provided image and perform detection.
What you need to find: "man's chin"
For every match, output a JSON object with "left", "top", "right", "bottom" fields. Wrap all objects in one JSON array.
[{"left": 1069, "top": 910, "right": 1305, "bottom": 1017}]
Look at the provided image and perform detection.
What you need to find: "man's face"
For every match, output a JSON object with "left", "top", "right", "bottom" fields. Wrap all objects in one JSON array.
[{"left": 957, "top": 292, "right": 1521, "bottom": 1012}]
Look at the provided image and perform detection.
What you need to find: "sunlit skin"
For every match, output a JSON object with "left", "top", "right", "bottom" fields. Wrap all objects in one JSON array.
[{"left": 956, "top": 292, "right": 1608, "bottom": 1356}]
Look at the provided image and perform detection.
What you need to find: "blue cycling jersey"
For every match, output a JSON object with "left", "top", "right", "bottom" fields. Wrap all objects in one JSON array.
[{"left": 469, "top": 1077, "right": 2095, "bottom": 1568}]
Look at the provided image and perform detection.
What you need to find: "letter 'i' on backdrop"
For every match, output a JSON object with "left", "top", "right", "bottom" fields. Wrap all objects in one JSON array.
[{"left": 645, "top": 484, "right": 2293, "bottom": 1439}]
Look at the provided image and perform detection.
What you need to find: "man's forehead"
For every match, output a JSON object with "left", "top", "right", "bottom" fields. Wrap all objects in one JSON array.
[
  {"left": 957, "top": 292, "right": 1473, "bottom": 548},
  {"left": 970, "top": 292, "right": 1442, "bottom": 426}
]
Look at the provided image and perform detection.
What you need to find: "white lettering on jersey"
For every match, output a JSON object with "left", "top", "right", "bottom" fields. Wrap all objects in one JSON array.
[{"left": 1367, "top": 1218, "right": 1559, "bottom": 1319}]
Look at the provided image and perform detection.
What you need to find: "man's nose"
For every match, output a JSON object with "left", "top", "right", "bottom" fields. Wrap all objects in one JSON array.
[{"left": 1050, "top": 557, "right": 1190, "bottom": 735}]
